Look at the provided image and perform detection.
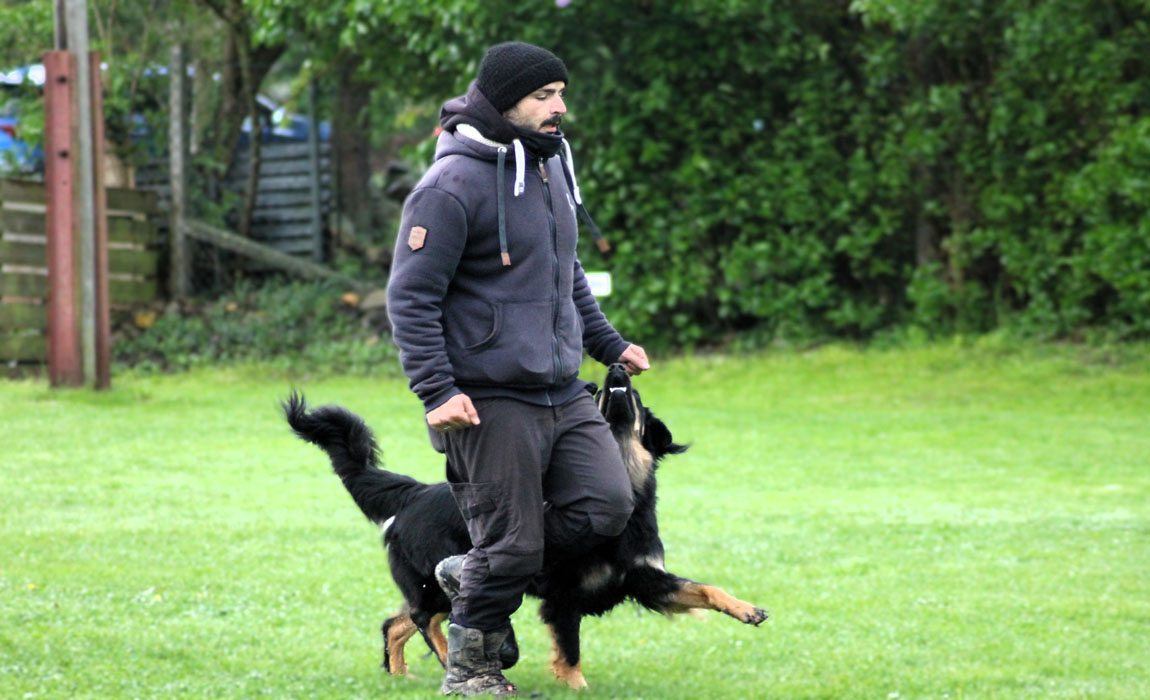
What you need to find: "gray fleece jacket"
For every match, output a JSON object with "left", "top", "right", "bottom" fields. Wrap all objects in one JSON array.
[{"left": 386, "top": 87, "right": 629, "bottom": 412}]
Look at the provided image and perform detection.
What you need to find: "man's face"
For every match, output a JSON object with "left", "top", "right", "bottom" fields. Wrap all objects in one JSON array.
[{"left": 504, "top": 81, "right": 567, "bottom": 133}]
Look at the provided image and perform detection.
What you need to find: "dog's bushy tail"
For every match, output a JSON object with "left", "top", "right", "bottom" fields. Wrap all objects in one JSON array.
[{"left": 283, "top": 391, "right": 425, "bottom": 524}]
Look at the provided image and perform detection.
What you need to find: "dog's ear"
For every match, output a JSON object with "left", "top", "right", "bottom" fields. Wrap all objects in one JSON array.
[
  {"left": 584, "top": 382, "right": 599, "bottom": 397},
  {"left": 642, "top": 408, "right": 688, "bottom": 457}
]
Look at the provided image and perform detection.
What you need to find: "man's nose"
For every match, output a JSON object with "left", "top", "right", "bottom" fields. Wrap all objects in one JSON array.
[{"left": 551, "top": 95, "right": 566, "bottom": 114}]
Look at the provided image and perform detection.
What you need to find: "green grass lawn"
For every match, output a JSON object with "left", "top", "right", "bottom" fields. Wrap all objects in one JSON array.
[{"left": 2, "top": 344, "right": 1148, "bottom": 699}]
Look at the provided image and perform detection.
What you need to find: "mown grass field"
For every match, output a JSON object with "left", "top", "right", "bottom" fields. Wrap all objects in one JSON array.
[{"left": 2, "top": 344, "right": 1148, "bottom": 699}]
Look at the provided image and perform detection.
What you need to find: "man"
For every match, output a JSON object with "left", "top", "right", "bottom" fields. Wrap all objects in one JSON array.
[{"left": 386, "top": 42, "right": 649, "bottom": 697}]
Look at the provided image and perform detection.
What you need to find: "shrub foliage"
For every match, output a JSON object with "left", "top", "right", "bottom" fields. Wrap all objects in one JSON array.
[
  {"left": 308, "top": 0, "right": 1148, "bottom": 345},
  {"left": 548, "top": 0, "right": 1150, "bottom": 344}
]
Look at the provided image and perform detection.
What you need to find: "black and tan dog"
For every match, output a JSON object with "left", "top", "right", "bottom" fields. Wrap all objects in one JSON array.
[{"left": 284, "top": 364, "right": 768, "bottom": 689}]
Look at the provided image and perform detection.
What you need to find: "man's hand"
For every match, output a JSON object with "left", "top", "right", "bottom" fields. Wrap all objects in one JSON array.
[
  {"left": 427, "top": 394, "right": 481, "bottom": 432},
  {"left": 618, "top": 344, "right": 650, "bottom": 375}
]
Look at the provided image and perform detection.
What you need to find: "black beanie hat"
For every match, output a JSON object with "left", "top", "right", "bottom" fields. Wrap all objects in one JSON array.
[{"left": 476, "top": 42, "right": 569, "bottom": 113}]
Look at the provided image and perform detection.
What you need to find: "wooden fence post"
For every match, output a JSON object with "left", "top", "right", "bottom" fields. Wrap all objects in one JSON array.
[
  {"left": 168, "top": 43, "right": 189, "bottom": 299},
  {"left": 66, "top": 0, "right": 99, "bottom": 387},
  {"left": 43, "top": 51, "right": 82, "bottom": 387},
  {"left": 90, "top": 50, "right": 111, "bottom": 389}
]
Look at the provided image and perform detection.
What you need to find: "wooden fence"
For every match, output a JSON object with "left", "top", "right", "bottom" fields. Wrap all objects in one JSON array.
[
  {"left": 0, "top": 179, "right": 160, "bottom": 362},
  {"left": 136, "top": 140, "right": 332, "bottom": 261}
]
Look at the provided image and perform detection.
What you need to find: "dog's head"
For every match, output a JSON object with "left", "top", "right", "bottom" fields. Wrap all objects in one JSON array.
[{"left": 595, "top": 364, "right": 688, "bottom": 471}]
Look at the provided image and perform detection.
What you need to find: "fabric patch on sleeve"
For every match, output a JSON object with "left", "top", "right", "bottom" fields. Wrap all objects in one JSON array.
[{"left": 408, "top": 226, "right": 427, "bottom": 251}]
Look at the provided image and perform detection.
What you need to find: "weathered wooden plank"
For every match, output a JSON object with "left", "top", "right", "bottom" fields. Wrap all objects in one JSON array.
[
  {"left": 2, "top": 209, "right": 156, "bottom": 245},
  {"left": 249, "top": 235, "right": 318, "bottom": 255},
  {"left": 250, "top": 173, "right": 333, "bottom": 193},
  {"left": 108, "top": 218, "right": 158, "bottom": 246},
  {"left": 251, "top": 190, "right": 331, "bottom": 208},
  {"left": 0, "top": 332, "right": 46, "bottom": 361},
  {"left": 233, "top": 156, "right": 332, "bottom": 178},
  {"left": 237, "top": 141, "right": 331, "bottom": 161},
  {"left": 109, "top": 277, "right": 158, "bottom": 305},
  {"left": 0, "top": 240, "right": 46, "bottom": 266},
  {"left": 0, "top": 302, "right": 48, "bottom": 331},
  {"left": 251, "top": 224, "right": 318, "bottom": 241},
  {"left": 0, "top": 178, "right": 157, "bottom": 214},
  {"left": 0, "top": 273, "right": 47, "bottom": 298},
  {"left": 107, "top": 188, "right": 159, "bottom": 214},
  {"left": 109, "top": 247, "right": 159, "bottom": 276},
  {"left": 252, "top": 206, "right": 316, "bottom": 224},
  {"left": 183, "top": 219, "right": 356, "bottom": 286},
  {"left": 0, "top": 179, "right": 46, "bottom": 206},
  {"left": 0, "top": 210, "right": 47, "bottom": 234}
]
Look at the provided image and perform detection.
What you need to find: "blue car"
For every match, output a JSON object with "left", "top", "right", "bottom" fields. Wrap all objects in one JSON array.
[{"left": 0, "top": 65, "right": 44, "bottom": 172}]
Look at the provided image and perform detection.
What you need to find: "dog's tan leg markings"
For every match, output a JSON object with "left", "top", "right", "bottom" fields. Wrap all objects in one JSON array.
[
  {"left": 428, "top": 612, "right": 449, "bottom": 667},
  {"left": 667, "top": 582, "right": 769, "bottom": 626},
  {"left": 547, "top": 623, "right": 588, "bottom": 690},
  {"left": 385, "top": 611, "right": 419, "bottom": 675}
]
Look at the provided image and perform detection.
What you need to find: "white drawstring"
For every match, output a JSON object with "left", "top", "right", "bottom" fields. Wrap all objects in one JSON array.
[
  {"left": 512, "top": 139, "right": 526, "bottom": 196},
  {"left": 561, "top": 138, "right": 582, "bottom": 205}
]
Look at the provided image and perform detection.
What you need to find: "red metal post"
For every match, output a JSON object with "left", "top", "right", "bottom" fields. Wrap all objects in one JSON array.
[
  {"left": 43, "top": 51, "right": 82, "bottom": 387},
  {"left": 89, "top": 50, "right": 110, "bottom": 389}
]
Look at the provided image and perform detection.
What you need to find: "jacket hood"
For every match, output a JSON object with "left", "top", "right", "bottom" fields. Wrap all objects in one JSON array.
[
  {"left": 440, "top": 81, "right": 520, "bottom": 148},
  {"left": 434, "top": 81, "right": 607, "bottom": 266}
]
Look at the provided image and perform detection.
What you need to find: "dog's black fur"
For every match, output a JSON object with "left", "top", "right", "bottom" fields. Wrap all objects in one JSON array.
[{"left": 284, "top": 364, "right": 768, "bottom": 689}]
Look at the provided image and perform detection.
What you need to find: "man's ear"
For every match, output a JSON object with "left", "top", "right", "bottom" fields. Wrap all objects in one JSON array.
[{"left": 642, "top": 409, "right": 688, "bottom": 456}]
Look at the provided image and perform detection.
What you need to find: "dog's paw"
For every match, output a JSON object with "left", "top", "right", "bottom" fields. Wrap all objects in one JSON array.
[
  {"left": 551, "top": 660, "right": 589, "bottom": 691},
  {"left": 744, "top": 606, "right": 769, "bottom": 626},
  {"left": 562, "top": 670, "right": 588, "bottom": 691}
]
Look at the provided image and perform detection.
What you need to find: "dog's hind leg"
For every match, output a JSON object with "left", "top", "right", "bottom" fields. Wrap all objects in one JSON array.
[
  {"left": 540, "top": 601, "right": 588, "bottom": 690},
  {"left": 381, "top": 608, "right": 420, "bottom": 675}
]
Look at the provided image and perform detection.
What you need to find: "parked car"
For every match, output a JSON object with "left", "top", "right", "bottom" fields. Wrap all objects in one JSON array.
[{"left": 0, "top": 65, "right": 45, "bottom": 173}]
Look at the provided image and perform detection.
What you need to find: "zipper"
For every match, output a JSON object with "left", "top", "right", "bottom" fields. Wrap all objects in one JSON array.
[{"left": 538, "top": 160, "right": 563, "bottom": 393}]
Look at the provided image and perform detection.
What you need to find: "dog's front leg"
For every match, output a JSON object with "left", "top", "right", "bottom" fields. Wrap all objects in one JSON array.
[
  {"left": 665, "top": 579, "right": 769, "bottom": 626},
  {"left": 540, "top": 600, "right": 588, "bottom": 690}
]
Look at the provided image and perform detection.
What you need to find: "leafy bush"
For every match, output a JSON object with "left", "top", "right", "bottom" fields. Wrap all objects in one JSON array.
[
  {"left": 310, "top": 0, "right": 1150, "bottom": 347},
  {"left": 114, "top": 278, "right": 398, "bottom": 375}
]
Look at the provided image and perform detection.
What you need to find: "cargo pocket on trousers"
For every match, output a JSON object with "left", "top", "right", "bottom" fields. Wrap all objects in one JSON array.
[{"left": 449, "top": 481, "right": 504, "bottom": 549}]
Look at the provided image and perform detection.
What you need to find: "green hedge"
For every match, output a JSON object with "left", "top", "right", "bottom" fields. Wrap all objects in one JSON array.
[
  {"left": 532, "top": 0, "right": 1149, "bottom": 345},
  {"left": 227, "top": 0, "right": 1150, "bottom": 346}
]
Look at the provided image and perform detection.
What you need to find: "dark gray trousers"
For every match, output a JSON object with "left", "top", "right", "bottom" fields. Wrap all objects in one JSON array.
[{"left": 442, "top": 392, "right": 634, "bottom": 632}]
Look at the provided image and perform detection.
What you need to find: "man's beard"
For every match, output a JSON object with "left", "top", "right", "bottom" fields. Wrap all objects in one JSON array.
[{"left": 506, "top": 110, "right": 562, "bottom": 133}]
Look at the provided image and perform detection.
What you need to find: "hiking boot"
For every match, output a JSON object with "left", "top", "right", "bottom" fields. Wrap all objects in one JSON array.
[
  {"left": 435, "top": 554, "right": 466, "bottom": 602},
  {"left": 434, "top": 555, "right": 519, "bottom": 669},
  {"left": 440, "top": 623, "right": 517, "bottom": 697}
]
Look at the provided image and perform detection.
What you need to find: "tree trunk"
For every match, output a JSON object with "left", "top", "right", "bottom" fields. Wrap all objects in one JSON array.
[
  {"left": 332, "top": 52, "right": 374, "bottom": 242},
  {"left": 193, "top": 0, "right": 284, "bottom": 234},
  {"left": 235, "top": 33, "right": 261, "bottom": 239}
]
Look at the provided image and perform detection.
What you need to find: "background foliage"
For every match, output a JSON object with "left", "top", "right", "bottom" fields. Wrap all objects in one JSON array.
[
  {"left": 3, "top": 0, "right": 1148, "bottom": 349},
  {"left": 249, "top": 0, "right": 1150, "bottom": 346}
]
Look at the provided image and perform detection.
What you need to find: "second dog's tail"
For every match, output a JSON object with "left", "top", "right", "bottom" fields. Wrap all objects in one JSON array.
[{"left": 283, "top": 391, "right": 425, "bottom": 524}]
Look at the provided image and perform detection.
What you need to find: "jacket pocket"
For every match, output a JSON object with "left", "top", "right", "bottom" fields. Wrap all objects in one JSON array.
[
  {"left": 444, "top": 297, "right": 500, "bottom": 351},
  {"left": 453, "top": 300, "right": 556, "bottom": 385}
]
